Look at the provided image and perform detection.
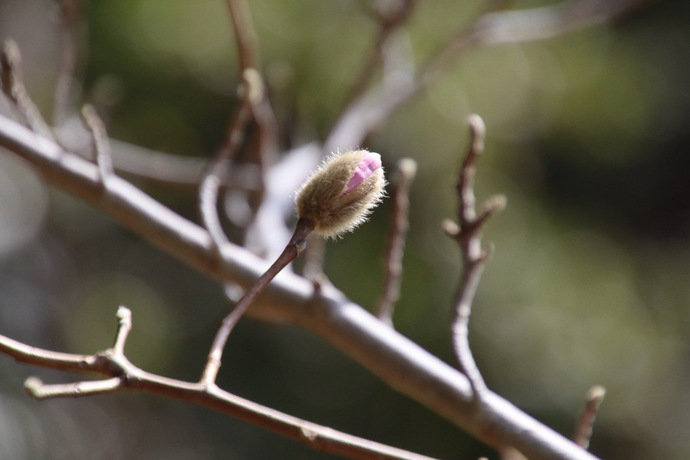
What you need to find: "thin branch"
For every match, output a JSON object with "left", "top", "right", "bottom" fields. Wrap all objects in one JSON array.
[
  {"left": 325, "top": 0, "right": 648, "bottom": 152},
  {"left": 25, "top": 376, "right": 123, "bottom": 399},
  {"left": 53, "top": 0, "right": 85, "bottom": 126},
  {"left": 201, "top": 217, "right": 314, "bottom": 384},
  {"left": 376, "top": 158, "right": 417, "bottom": 326},
  {"left": 573, "top": 385, "right": 606, "bottom": 449},
  {"left": 0, "top": 113, "right": 600, "bottom": 460},
  {"left": 80, "top": 104, "right": 114, "bottom": 181},
  {"left": 2, "top": 310, "right": 434, "bottom": 460},
  {"left": 225, "top": 0, "right": 280, "bottom": 247},
  {"left": 0, "top": 40, "right": 55, "bottom": 140},
  {"left": 199, "top": 70, "right": 259, "bottom": 251},
  {"left": 226, "top": 0, "right": 258, "bottom": 70},
  {"left": 446, "top": 114, "right": 505, "bottom": 399},
  {"left": 112, "top": 305, "right": 133, "bottom": 356},
  {"left": 340, "top": 0, "right": 417, "bottom": 111}
]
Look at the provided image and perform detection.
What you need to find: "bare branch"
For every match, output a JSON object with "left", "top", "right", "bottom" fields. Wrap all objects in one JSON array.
[
  {"left": 201, "top": 217, "right": 313, "bottom": 385},
  {"left": 25, "top": 376, "right": 123, "bottom": 400},
  {"left": 325, "top": 0, "right": 647, "bottom": 152},
  {"left": 1, "top": 40, "right": 55, "bottom": 140},
  {"left": 0, "top": 113, "right": 601, "bottom": 460},
  {"left": 447, "top": 114, "right": 504, "bottom": 399},
  {"left": 376, "top": 158, "right": 417, "bottom": 326},
  {"left": 226, "top": 0, "right": 258, "bottom": 71},
  {"left": 225, "top": 0, "right": 280, "bottom": 247},
  {"left": 199, "top": 70, "right": 260, "bottom": 251},
  {"left": 80, "top": 104, "right": 114, "bottom": 181},
  {"left": 2, "top": 311, "right": 434, "bottom": 460},
  {"left": 53, "top": 0, "right": 85, "bottom": 126},
  {"left": 573, "top": 385, "right": 606, "bottom": 449},
  {"left": 112, "top": 305, "right": 133, "bottom": 355},
  {"left": 340, "top": 0, "right": 417, "bottom": 110}
]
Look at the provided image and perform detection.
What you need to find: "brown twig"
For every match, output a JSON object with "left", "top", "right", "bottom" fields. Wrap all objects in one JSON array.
[
  {"left": 80, "top": 103, "right": 114, "bottom": 182},
  {"left": 199, "top": 69, "right": 260, "bottom": 250},
  {"left": 200, "top": 217, "right": 314, "bottom": 385},
  {"left": 376, "top": 158, "right": 417, "bottom": 326},
  {"left": 573, "top": 385, "right": 606, "bottom": 449},
  {"left": 0, "top": 113, "right": 601, "bottom": 460},
  {"left": 53, "top": 0, "right": 85, "bottom": 127},
  {"left": 340, "top": 0, "right": 417, "bottom": 111},
  {"left": 1, "top": 308, "right": 435, "bottom": 460},
  {"left": 225, "top": 0, "right": 279, "bottom": 245},
  {"left": 226, "top": 0, "right": 258, "bottom": 70},
  {"left": 445, "top": 114, "right": 505, "bottom": 399},
  {"left": 325, "top": 0, "right": 647, "bottom": 152},
  {"left": 1, "top": 40, "right": 55, "bottom": 140}
]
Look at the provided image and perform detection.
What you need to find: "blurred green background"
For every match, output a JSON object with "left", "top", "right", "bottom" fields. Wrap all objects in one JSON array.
[{"left": 0, "top": 0, "right": 689, "bottom": 458}]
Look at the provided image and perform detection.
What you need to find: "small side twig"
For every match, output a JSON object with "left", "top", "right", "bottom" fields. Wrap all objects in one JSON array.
[
  {"left": 200, "top": 217, "right": 314, "bottom": 385},
  {"left": 325, "top": 0, "right": 646, "bottom": 153},
  {"left": 22, "top": 306, "right": 136, "bottom": 400},
  {"left": 376, "top": 158, "right": 417, "bottom": 326},
  {"left": 573, "top": 385, "right": 606, "bottom": 449},
  {"left": 2, "top": 308, "right": 435, "bottom": 460},
  {"left": 53, "top": 0, "right": 85, "bottom": 126},
  {"left": 340, "top": 0, "right": 417, "bottom": 110},
  {"left": 0, "top": 40, "right": 55, "bottom": 140},
  {"left": 199, "top": 69, "right": 261, "bottom": 251},
  {"left": 80, "top": 104, "right": 114, "bottom": 182},
  {"left": 225, "top": 0, "right": 279, "bottom": 247},
  {"left": 112, "top": 305, "right": 132, "bottom": 355},
  {"left": 446, "top": 114, "right": 505, "bottom": 399},
  {"left": 25, "top": 376, "right": 122, "bottom": 400}
]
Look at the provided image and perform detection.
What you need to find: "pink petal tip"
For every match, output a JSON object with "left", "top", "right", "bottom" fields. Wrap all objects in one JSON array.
[{"left": 342, "top": 152, "right": 381, "bottom": 196}]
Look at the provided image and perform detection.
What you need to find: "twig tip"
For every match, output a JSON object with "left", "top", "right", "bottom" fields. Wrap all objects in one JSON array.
[
  {"left": 442, "top": 218, "right": 459, "bottom": 237},
  {"left": 467, "top": 113, "right": 485, "bottom": 137},
  {"left": 24, "top": 376, "right": 44, "bottom": 398},
  {"left": 116, "top": 305, "right": 132, "bottom": 321},
  {"left": 587, "top": 384, "right": 606, "bottom": 402},
  {"left": 483, "top": 193, "right": 507, "bottom": 214},
  {"left": 396, "top": 157, "right": 418, "bottom": 179}
]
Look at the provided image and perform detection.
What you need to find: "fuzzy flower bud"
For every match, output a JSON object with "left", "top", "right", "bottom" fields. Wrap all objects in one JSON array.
[{"left": 295, "top": 150, "right": 386, "bottom": 238}]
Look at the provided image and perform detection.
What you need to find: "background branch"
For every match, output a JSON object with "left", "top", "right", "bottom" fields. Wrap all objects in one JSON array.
[
  {"left": 376, "top": 158, "right": 417, "bottom": 326},
  {"left": 325, "top": 0, "right": 648, "bottom": 152},
  {"left": 0, "top": 113, "right": 598, "bottom": 460},
  {"left": 0, "top": 312, "right": 436, "bottom": 460},
  {"left": 573, "top": 385, "right": 606, "bottom": 450}
]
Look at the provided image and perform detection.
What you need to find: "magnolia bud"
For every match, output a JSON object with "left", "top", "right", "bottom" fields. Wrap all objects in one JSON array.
[{"left": 295, "top": 150, "right": 386, "bottom": 238}]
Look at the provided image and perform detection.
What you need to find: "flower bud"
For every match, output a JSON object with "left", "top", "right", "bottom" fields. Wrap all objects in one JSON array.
[{"left": 295, "top": 150, "right": 386, "bottom": 238}]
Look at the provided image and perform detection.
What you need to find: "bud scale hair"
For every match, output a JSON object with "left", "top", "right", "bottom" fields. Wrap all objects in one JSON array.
[{"left": 295, "top": 150, "right": 386, "bottom": 238}]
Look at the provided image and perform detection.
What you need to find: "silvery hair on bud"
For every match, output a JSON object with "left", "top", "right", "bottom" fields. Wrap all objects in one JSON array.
[{"left": 295, "top": 150, "right": 386, "bottom": 238}]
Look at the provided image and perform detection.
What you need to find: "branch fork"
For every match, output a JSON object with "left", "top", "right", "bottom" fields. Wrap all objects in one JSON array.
[{"left": 446, "top": 114, "right": 506, "bottom": 400}]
